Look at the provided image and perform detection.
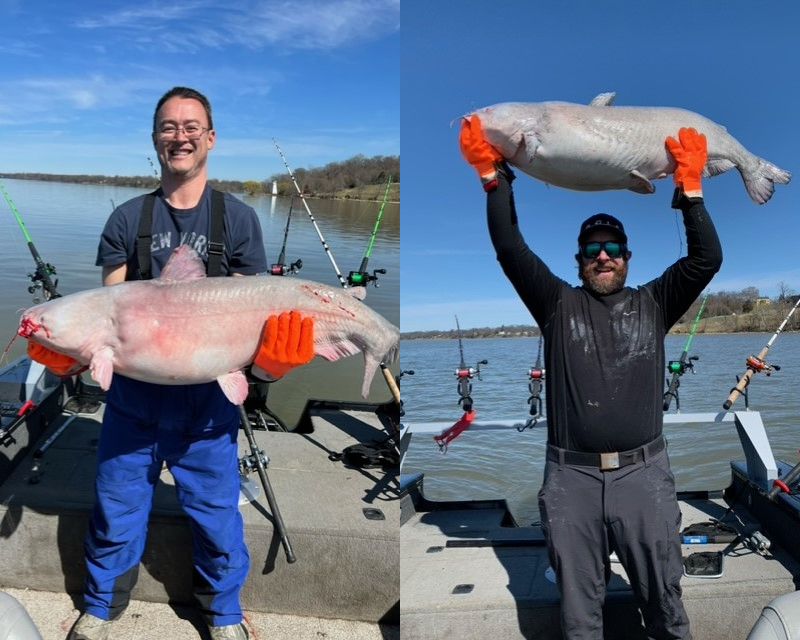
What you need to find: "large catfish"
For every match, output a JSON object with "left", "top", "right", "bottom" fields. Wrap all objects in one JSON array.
[
  {"left": 17, "top": 245, "right": 399, "bottom": 404},
  {"left": 470, "top": 92, "right": 791, "bottom": 204}
]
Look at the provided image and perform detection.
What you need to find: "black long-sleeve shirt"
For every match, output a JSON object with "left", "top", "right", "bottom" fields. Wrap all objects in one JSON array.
[{"left": 488, "top": 174, "right": 723, "bottom": 452}]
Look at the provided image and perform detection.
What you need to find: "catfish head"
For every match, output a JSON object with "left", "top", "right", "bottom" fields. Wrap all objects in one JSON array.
[{"left": 18, "top": 288, "right": 114, "bottom": 362}]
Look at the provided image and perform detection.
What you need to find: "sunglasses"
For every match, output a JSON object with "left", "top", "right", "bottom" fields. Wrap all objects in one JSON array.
[{"left": 579, "top": 241, "right": 628, "bottom": 259}]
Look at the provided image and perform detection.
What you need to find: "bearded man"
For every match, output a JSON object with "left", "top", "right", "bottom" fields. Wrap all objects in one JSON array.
[{"left": 460, "top": 122, "right": 723, "bottom": 640}]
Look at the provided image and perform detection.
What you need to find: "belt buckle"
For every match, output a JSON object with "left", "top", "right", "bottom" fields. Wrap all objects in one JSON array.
[{"left": 599, "top": 452, "right": 620, "bottom": 471}]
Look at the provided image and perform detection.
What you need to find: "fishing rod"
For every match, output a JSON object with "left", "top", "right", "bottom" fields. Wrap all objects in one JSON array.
[
  {"left": 663, "top": 291, "right": 708, "bottom": 412},
  {"left": 453, "top": 316, "right": 487, "bottom": 413},
  {"left": 722, "top": 296, "right": 800, "bottom": 410},
  {"left": 391, "top": 368, "right": 415, "bottom": 419},
  {"left": 147, "top": 156, "right": 161, "bottom": 184},
  {"left": 433, "top": 316, "right": 487, "bottom": 453},
  {"left": 0, "top": 179, "right": 61, "bottom": 301},
  {"left": 269, "top": 197, "right": 303, "bottom": 276},
  {"left": 521, "top": 333, "right": 546, "bottom": 430},
  {"left": 272, "top": 139, "right": 349, "bottom": 289},
  {"left": 347, "top": 175, "right": 392, "bottom": 288},
  {"left": 237, "top": 404, "right": 296, "bottom": 563}
]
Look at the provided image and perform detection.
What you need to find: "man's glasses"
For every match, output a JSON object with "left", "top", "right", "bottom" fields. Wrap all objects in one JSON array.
[
  {"left": 579, "top": 241, "right": 628, "bottom": 259},
  {"left": 156, "top": 124, "right": 209, "bottom": 140}
]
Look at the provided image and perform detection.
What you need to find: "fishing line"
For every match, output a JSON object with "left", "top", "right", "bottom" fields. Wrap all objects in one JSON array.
[
  {"left": 673, "top": 211, "right": 685, "bottom": 260},
  {"left": 1, "top": 332, "right": 22, "bottom": 367}
]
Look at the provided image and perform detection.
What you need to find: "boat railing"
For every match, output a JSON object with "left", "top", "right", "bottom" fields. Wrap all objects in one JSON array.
[{"left": 400, "top": 410, "right": 778, "bottom": 490}]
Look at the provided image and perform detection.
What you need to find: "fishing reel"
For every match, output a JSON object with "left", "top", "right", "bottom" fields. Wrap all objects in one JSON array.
[
  {"left": 518, "top": 366, "right": 547, "bottom": 430},
  {"left": 527, "top": 366, "right": 546, "bottom": 414},
  {"left": 664, "top": 356, "right": 699, "bottom": 412},
  {"left": 745, "top": 354, "right": 779, "bottom": 376},
  {"left": 397, "top": 369, "right": 415, "bottom": 384},
  {"left": 28, "top": 265, "right": 59, "bottom": 302},
  {"left": 270, "top": 259, "right": 303, "bottom": 276},
  {"left": 528, "top": 366, "right": 545, "bottom": 383},
  {"left": 348, "top": 268, "right": 386, "bottom": 288},
  {"left": 455, "top": 359, "right": 487, "bottom": 413},
  {"left": 667, "top": 355, "right": 699, "bottom": 377},
  {"left": 239, "top": 446, "right": 269, "bottom": 477}
]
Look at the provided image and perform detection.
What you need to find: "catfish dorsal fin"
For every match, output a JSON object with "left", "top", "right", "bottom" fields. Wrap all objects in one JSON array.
[
  {"left": 589, "top": 92, "right": 616, "bottom": 107},
  {"left": 159, "top": 244, "right": 207, "bottom": 282}
]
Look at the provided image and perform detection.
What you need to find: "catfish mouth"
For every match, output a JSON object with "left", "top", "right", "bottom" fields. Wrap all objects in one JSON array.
[{"left": 18, "top": 315, "right": 44, "bottom": 338}]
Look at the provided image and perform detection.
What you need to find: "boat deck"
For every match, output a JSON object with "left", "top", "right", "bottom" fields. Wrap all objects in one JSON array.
[
  {"left": 0, "top": 380, "right": 400, "bottom": 639},
  {"left": 3, "top": 586, "right": 397, "bottom": 640},
  {"left": 400, "top": 477, "right": 800, "bottom": 640}
]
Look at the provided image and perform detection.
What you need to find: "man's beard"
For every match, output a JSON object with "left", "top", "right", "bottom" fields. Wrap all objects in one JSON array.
[{"left": 579, "top": 261, "right": 628, "bottom": 295}]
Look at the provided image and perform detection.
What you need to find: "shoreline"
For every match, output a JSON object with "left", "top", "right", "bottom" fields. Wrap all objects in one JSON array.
[{"left": 0, "top": 172, "right": 400, "bottom": 204}]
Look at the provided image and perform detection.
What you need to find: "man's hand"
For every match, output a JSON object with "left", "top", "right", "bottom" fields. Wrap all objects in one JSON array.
[
  {"left": 459, "top": 115, "right": 504, "bottom": 192},
  {"left": 27, "top": 342, "right": 86, "bottom": 377},
  {"left": 252, "top": 311, "right": 314, "bottom": 380},
  {"left": 665, "top": 127, "right": 707, "bottom": 199}
]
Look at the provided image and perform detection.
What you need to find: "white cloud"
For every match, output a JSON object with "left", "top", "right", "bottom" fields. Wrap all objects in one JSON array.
[
  {"left": 74, "top": 0, "right": 399, "bottom": 52},
  {"left": 226, "top": 0, "right": 400, "bottom": 50}
]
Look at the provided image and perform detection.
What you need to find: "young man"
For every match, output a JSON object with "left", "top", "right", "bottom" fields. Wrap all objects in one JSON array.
[
  {"left": 70, "top": 87, "right": 310, "bottom": 640},
  {"left": 460, "top": 120, "right": 722, "bottom": 639}
]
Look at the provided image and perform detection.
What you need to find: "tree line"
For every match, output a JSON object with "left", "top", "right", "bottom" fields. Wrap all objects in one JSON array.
[
  {"left": 686, "top": 285, "right": 796, "bottom": 319},
  {"left": 674, "top": 285, "right": 800, "bottom": 334},
  {"left": 1, "top": 153, "right": 400, "bottom": 202},
  {"left": 250, "top": 153, "right": 399, "bottom": 200},
  {"left": 402, "top": 324, "right": 541, "bottom": 340},
  {"left": 402, "top": 286, "right": 800, "bottom": 339}
]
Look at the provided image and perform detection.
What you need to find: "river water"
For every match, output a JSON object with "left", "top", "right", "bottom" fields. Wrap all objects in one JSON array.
[
  {"left": 400, "top": 333, "right": 800, "bottom": 524},
  {"left": 0, "top": 178, "right": 399, "bottom": 428}
]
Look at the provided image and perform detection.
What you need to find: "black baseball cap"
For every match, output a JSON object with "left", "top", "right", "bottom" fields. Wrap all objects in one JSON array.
[{"left": 578, "top": 213, "right": 627, "bottom": 244}]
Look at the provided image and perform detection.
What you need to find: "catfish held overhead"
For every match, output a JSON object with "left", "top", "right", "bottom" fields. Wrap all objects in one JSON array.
[
  {"left": 469, "top": 92, "right": 791, "bottom": 204},
  {"left": 17, "top": 245, "right": 399, "bottom": 404}
]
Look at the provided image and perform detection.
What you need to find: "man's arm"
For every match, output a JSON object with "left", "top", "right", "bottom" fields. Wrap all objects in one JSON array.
[
  {"left": 657, "top": 129, "right": 723, "bottom": 326},
  {"left": 102, "top": 263, "right": 127, "bottom": 286},
  {"left": 666, "top": 128, "right": 723, "bottom": 279},
  {"left": 459, "top": 116, "right": 561, "bottom": 326}
]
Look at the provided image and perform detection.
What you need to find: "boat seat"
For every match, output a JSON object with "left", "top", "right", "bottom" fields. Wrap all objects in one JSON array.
[
  {"left": 0, "top": 591, "right": 43, "bottom": 640},
  {"left": 747, "top": 591, "right": 800, "bottom": 640}
]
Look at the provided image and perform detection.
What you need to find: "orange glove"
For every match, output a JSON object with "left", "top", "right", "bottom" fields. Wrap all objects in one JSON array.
[
  {"left": 665, "top": 127, "right": 707, "bottom": 198},
  {"left": 27, "top": 342, "right": 86, "bottom": 377},
  {"left": 459, "top": 115, "right": 504, "bottom": 192},
  {"left": 252, "top": 311, "right": 314, "bottom": 380}
]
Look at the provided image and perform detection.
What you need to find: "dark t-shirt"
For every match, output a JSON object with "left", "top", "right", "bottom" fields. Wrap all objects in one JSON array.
[
  {"left": 94, "top": 183, "right": 268, "bottom": 422},
  {"left": 487, "top": 174, "right": 722, "bottom": 453},
  {"left": 96, "top": 184, "right": 267, "bottom": 277}
]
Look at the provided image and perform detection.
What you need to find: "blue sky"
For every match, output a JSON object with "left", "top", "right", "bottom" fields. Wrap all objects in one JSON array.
[
  {"left": 401, "top": 1, "right": 800, "bottom": 332},
  {"left": 0, "top": 0, "right": 399, "bottom": 181}
]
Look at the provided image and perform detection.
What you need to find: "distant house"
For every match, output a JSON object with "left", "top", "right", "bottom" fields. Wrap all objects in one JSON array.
[{"left": 755, "top": 298, "right": 771, "bottom": 307}]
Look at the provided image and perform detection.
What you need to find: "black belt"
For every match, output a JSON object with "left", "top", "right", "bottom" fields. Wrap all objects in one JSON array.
[{"left": 547, "top": 435, "right": 665, "bottom": 471}]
